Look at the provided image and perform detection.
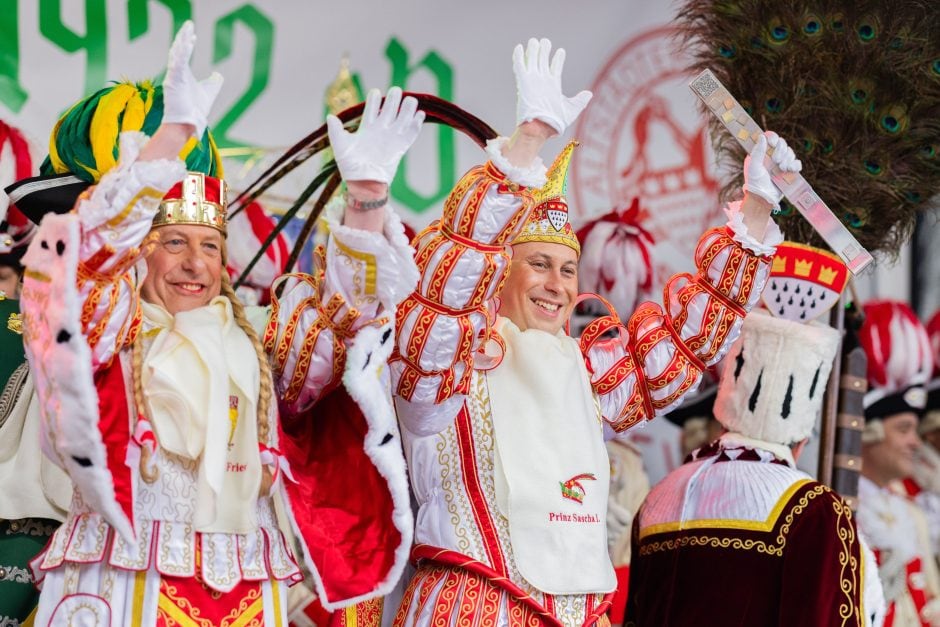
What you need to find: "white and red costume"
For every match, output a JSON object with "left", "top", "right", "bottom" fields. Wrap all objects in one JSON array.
[
  {"left": 858, "top": 477, "right": 940, "bottom": 626},
  {"left": 20, "top": 132, "right": 418, "bottom": 625},
  {"left": 390, "top": 137, "right": 781, "bottom": 626}
]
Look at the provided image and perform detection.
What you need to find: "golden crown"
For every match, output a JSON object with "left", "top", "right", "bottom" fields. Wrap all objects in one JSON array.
[
  {"left": 513, "top": 141, "right": 580, "bottom": 255},
  {"left": 818, "top": 265, "right": 839, "bottom": 286},
  {"left": 794, "top": 259, "right": 814, "bottom": 277},
  {"left": 153, "top": 172, "right": 227, "bottom": 235}
]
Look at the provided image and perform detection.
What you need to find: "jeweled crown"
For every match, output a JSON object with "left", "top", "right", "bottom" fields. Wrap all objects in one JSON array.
[
  {"left": 153, "top": 172, "right": 227, "bottom": 235},
  {"left": 513, "top": 141, "right": 581, "bottom": 255}
]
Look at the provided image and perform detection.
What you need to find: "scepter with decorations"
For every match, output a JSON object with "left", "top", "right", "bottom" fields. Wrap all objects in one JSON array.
[
  {"left": 680, "top": 0, "right": 940, "bottom": 505},
  {"left": 687, "top": 71, "right": 866, "bottom": 501}
]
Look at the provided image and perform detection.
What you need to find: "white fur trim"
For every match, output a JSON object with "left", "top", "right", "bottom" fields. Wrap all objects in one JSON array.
[
  {"left": 485, "top": 137, "right": 547, "bottom": 189},
  {"left": 282, "top": 315, "right": 412, "bottom": 611},
  {"left": 723, "top": 201, "right": 783, "bottom": 257},
  {"left": 20, "top": 213, "right": 136, "bottom": 543},
  {"left": 719, "top": 431, "right": 796, "bottom": 467}
]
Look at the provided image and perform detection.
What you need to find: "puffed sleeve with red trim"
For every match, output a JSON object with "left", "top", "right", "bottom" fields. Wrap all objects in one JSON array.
[
  {"left": 391, "top": 138, "right": 547, "bottom": 434},
  {"left": 71, "top": 132, "right": 187, "bottom": 370},
  {"left": 265, "top": 197, "right": 419, "bottom": 415},
  {"left": 584, "top": 201, "right": 783, "bottom": 433}
]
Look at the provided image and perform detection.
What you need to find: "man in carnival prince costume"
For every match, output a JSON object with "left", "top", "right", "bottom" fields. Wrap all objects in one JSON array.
[
  {"left": 15, "top": 22, "right": 424, "bottom": 625},
  {"left": 390, "top": 37, "right": 798, "bottom": 626}
]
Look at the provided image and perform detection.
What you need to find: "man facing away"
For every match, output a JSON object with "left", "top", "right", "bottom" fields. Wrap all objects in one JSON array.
[{"left": 628, "top": 298, "right": 884, "bottom": 626}]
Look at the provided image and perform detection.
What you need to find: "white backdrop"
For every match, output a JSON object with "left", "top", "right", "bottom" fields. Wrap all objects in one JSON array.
[
  {"left": 2, "top": 1, "right": 720, "bottom": 281},
  {"left": 5, "top": 0, "right": 921, "bottom": 480}
]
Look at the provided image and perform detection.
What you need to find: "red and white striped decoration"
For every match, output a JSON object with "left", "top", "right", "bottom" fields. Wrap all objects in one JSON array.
[{"left": 860, "top": 300, "right": 934, "bottom": 402}]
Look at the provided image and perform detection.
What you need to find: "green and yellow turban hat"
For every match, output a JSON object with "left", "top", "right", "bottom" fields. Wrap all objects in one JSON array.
[{"left": 40, "top": 80, "right": 223, "bottom": 182}]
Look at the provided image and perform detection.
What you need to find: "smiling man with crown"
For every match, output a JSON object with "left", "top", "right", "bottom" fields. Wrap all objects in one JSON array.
[
  {"left": 390, "top": 37, "right": 796, "bottom": 626},
  {"left": 10, "top": 21, "right": 425, "bottom": 626}
]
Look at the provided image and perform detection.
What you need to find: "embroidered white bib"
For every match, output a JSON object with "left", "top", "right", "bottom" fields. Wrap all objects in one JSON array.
[{"left": 487, "top": 317, "right": 616, "bottom": 594}]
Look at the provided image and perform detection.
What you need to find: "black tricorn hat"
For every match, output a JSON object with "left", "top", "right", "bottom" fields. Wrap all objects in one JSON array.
[{"left": 4, "top": 173, "right": 91, "bottom": 226}]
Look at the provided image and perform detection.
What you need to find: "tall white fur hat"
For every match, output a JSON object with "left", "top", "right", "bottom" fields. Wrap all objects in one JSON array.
[{"left": 714, "top": 308, "right": 840, "bottom": 445}]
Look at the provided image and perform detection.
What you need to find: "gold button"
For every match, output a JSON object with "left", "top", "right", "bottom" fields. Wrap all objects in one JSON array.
[{"left": 0, "top": 567, "right": 6, "bottom": 579}]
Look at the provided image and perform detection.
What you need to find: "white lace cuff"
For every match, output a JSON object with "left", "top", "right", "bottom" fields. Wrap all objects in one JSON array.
[
  {"left": 485, "top": 137, "right": 547, "bottom": 189},
  {"left": 723, "top": 200, "right": 783, "bottom": 257}
]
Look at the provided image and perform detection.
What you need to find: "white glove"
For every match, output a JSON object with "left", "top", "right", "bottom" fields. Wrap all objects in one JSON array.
[
  {"left": 742, "top": 131, "right": 802, "bottom": 206},
  {"left": 513, "top": 38, "right": 593, "bottom": 135},
  {"left": 162, "top": 21, "right": 224, "bottom": 139},
  {"left": 326, "top": 87, "right": 425, "bottom": 184}
]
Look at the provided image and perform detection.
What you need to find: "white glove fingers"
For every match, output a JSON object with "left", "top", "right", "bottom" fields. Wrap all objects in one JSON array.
[
  {"left": 200, "top": 72, "right": 224, "bottom": 103},
  {"left": 362, "top": 89, "right": 382, "bottom": 125},
  {"left": 513, "top": 38, "right": 587, "bottom": 134},
  {"left": 777, "top": 150, "right": 796, "bottom": 171},
  {"left": 568, "top": 89, "right": 593, "bottom": 113},
  {"left": 167, "top": 21, "right": 196, "bottom": 72},
  {"left": 525, "top": 38, "right": 540, "bottom": 70},
  {"left": 379, "top": 87, "right": 403, "bottom": 126},
  {"left": 764, "top": 130, "right": 780, "bottom": 147},
  {"left": 780, "top": 157, "right": 801, "bottom": 173},
  {"left": 512, "top": 44, "right": 526, "bottom": 77},
  {"left": 538, "top": 38, "right": 552, "bottom": 75},
  {"left": 326, "top": 115, "right": 348, "bottom": 151},
  {"left": 749, "top": 134, "right": 768, "bottom": 162},
  {"left": 397, "top": 95, "right": 419, "bottom": 128},
  {"left": 404, "top": 110, "right": 426, "bottom": 141},
  {"left": 550, "top": 47, "right": 566, "bottom": 78}
]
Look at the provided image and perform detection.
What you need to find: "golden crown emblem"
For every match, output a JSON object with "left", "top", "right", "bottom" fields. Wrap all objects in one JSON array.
[
  {"left": 817, "top": 265, "right": 839, "bottom": 286},
  {"left": 793, "top": 259, "right": 814, "bottom": 277}
]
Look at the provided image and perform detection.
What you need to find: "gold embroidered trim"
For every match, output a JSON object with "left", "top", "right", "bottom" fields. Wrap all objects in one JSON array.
[
  {"left": 639, "top": 478, "right": 812, "bottom": 540},
  {"left": 106, "top": 186, "right": 164, "bottom": 228},
  {"left": 333, "top": 237, "right": 377, "bottom": 296},
  {"left": 6, "top": 312, "right": 22, "bottom": 334},
  {"left": 638, "top": 483, "right": 828, "bottom": 557},
  {"left": 833, "top": 497, "right": 861, "bottom": 626}
]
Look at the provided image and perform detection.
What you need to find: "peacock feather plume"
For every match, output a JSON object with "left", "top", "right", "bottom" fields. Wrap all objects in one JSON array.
[{"left": 679, "top": 0, "right": 940, "bottom": 255}]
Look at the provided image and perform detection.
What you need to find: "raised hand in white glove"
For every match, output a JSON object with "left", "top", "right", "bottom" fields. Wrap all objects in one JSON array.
[
  {"left": 742, "top": 131, "right": 802, "bottom": 206},
  {"left": 513, "top": 38, "right": 592, "bottom": 135},
  {"left": 162, "top": 21, "right": 224, "bottom": 139},
  {"left": 326, "top": 87, "right": 425, "bottom": 184}
]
